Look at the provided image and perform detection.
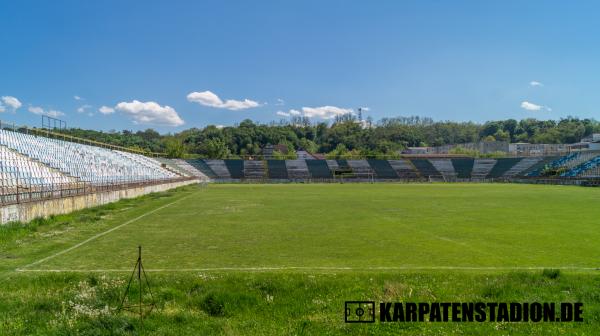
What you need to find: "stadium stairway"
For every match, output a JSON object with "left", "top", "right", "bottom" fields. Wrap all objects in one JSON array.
[
  {"left": 267, "top": 160, "right": 289, "bottom": 179},
  {"left": 502, "top": 157, "right": 540, "bottom": 177},
  {"left": 410, "top": 159, "right": 442, "bottom": 179},
  {"left": 224, "top": 159, "right": 244, "bottom": 179},
  {"left": 306, "top": 160, "right": 333, "bottom": 178},
  {"left": 367, "top": 159, "right": 399, "bottom": 179},
  {"left": 388, "top": 159, "right": 419, "bottom": 179},
  {"left": 285, "top": 159, "right": 311, "bottom": 179},
  {"left": 205, "top": 160, "right": 232, "bottom": 179},
  {"left": 243, "top": 160, "right": 266, "bottom": 180},
  {"left": 450, "top": 158, "right": 474, "bottom": 179},
  {"left": 429, "top": 159, "right": 457, "bottom": 180}
]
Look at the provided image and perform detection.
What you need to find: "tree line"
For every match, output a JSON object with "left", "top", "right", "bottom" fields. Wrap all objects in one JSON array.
[{"left": 57, "top": 116, "right": 600, "bottom": 158}]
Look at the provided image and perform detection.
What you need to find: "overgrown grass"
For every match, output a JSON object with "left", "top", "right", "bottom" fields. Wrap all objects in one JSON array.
[{"left": 1, "top": 271, "right": 600, "bottom": 335}]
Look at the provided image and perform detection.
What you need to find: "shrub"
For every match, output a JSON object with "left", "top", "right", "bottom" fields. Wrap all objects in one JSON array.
[
  {"left": 200, "top": 293, "right": 225, "bottom": 317},
  {"left": 542, "top": 269, "right": 561, "bottom": 279}
]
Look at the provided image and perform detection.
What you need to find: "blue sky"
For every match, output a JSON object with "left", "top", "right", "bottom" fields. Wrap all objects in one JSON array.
[{"left": 1, "top": 1, "right": 599, "bottom": 133}]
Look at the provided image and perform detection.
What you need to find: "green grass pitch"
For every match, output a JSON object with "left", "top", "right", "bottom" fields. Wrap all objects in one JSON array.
[
  {"left": 25, "top": 183, "right": 600, "bottom": 271},
  {"left": 3, "top": 183, "right": 600, "bottom": 335}
]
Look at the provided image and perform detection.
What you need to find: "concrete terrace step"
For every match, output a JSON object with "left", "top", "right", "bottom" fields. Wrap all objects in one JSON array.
[
  {"left": 472, "top": 159, "right": 496, "bottom": 179},
  {"left": 285, "top": 159, "right": 310, "bottom": 179},
  {"left": 205, "top": 160, "right": 231, "bottom": 179},
  {"left": 243, "top": 160, "right": 266, "bottom": 179}
]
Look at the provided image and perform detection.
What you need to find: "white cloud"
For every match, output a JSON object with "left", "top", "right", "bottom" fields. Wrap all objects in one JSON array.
[
  {"left": 521, "top": 101, "right": 551, "bottom": 112},
  {"left": 98, "top": 105, "right": 115, "bottom": 115},
  {"left": 47, "top": 110, "right": 65, "bottom": 118},
  {"left": 187, "top": 90, "right": 260, "bottom": 110},
  {"left": 1, "top": 96, "right": 22, "bottom": 112},
  {"left": 28, "top": 106, "right": 44, "bottom": 115},
  {"left": 74, "top": 95, "right": 83, "bottom": 101},
  {"left": 520, "top": 101, "right": 542, "bottom": 111},
  {"left": 277, "top": 110, "right": 302, "bottom": 117},
  {"left": 529, "top": 81, "right": 543, "bottom": 87},
  {"left": 0, "top": 106, "right": 5, "bottom": 113},
  {"left": 358, "top": 107, "right": 370, "bottom": 112},
  {"left": 77, "top": 104, "right": 92, "bottom": 113},
  {"left": 115, "top": 100, "right": 184, "bottom": 127},
  {"left": 28, "top": 105, "right": 65, "bottom": 117},
  {"left": 215, "top": 124, "right": 225, "bottom": 129},
  {"left": 275, "top": 98, "right": 285, "bottom": 106},
  {"left": 276, "top": 106, "right": 353, "bottom": 119},
  {"left": 300, "top": 106, "right": 353, "bottom": 119}
]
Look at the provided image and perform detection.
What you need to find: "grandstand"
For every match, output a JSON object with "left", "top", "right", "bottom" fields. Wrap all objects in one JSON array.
[
  {"left": 0, "top": 129, "right": 178, "bottom": 185},
  {"left": 170, "top": 154, "right": 600, "bottom": 184},
  {"left": 0, "top": 128, "right": 195, "bottom": 222}
]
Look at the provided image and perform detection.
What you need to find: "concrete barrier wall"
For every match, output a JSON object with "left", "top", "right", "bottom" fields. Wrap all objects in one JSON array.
[{"left": 0, "top": 179, "right": 198, "bottom": 224}]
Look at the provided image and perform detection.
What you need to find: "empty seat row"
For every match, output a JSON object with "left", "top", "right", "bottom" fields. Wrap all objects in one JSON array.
[{"left": 0, "top": 129, "right": 178, "bottom": 186}]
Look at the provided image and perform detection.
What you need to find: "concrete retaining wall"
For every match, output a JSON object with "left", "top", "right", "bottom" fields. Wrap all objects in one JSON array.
[{"left": 0, "top": 179, "right": 198, "bottom": 224}]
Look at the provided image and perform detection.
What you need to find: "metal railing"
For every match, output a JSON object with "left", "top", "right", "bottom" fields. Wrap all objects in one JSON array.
[{"left": 0, "top": 176, "right": 198, "bottom": 206}]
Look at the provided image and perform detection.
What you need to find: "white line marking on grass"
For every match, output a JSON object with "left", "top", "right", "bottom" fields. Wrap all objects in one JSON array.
[
  {"left": 17, "top": 266, "right": 600, "bottom": 273},
  {"left": 16, "top": 192, "right": 196, "bottom": 271}
]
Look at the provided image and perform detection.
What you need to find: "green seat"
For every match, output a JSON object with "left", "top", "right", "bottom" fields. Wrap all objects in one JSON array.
[
  {"left": 224, "top": 159, "right": 244, "bottom": 179},
  {"left": 306, "top": 160, "right": 332, "bottom": 178},
  {"left": 367, "top": 159, "right": 398, "bottom": 178},
  {"left": 267, "top": 160, "right": 288, "bottom": 179},
  {"left": 451, "top": 158, "right": 474, "bottom": 178}
]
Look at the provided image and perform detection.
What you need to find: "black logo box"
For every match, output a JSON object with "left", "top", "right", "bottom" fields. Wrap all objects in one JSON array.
[{"left": 345, "top": 301, "right": 376, "bottom": 323}]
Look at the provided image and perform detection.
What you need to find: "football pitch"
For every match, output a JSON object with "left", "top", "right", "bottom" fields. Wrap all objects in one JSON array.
[
  {"left": 4, "top": 183, "right": 600, "bottom": 335},
  {"left": 19, "top": 183, "right": 600, "bottom": 272}
]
